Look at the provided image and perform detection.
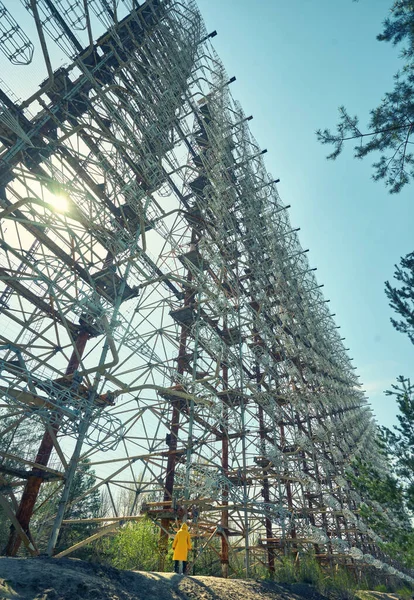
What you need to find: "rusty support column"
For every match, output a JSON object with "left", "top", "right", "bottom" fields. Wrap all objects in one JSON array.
[
  {"left": 257, "top": 401, "right": 275, "bottom": 574},
  {"left": 4, "top": 329, "right": 90, "bottom": 556},
  {"left": 279, "top": 421, "right": 297, "bottom": 556},
  {"left": 158, "top": 400, "right": 183, "bottom": 571},
  {"left": 251, "top": 295, "right": 274, "bottom": 575},
  {"left": 158, "top": 266, "right": 194, "bottom": 572},
  {"left": 304, "top": 413, "right": 333, "bottom": 562}
]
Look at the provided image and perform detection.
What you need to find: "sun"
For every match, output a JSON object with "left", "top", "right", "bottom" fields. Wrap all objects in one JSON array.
[
  {"left": 41, "top": 187, "right": 70, "bottom": 214},
  {"left": 52, "top": 193, "right": 69, "bottom": 213}
]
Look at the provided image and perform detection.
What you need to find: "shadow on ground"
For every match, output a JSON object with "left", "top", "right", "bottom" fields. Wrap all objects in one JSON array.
[{"left": 0, "top": 557, "right": 398, "bottom": 600}]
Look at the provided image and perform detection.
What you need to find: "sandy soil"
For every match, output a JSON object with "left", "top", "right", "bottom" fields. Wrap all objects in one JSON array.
[
  {"left": 0, "top": 557, "right": 330, "bottom": 600},
  {"left": 355, "top": 593, "right": 404, "bottom": 600},
  {"left": 0, "top": 557, "right": 406, "bottom": 600}
]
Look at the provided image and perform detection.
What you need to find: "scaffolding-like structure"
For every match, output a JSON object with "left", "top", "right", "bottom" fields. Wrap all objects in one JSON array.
[{"left": 0, "top": 0, "right": 412, "bottom": 583}]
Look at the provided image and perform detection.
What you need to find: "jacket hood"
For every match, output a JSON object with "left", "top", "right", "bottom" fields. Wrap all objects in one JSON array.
[{"left": 180, "top": 523, "right": 188, "bottom": 531}]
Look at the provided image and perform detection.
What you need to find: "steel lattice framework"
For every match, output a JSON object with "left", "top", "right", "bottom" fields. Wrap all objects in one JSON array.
[{"left": 0, "top": 0, "right": 412, "bottom": 583}]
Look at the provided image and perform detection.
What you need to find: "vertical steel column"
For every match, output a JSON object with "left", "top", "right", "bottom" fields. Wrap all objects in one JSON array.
[
  {"left": 236, "top": 264, "right": 249, "bottom": 577},
  {"left": 220, "top": 340, "right": 229, "bottom": 578},
  {"left": 251, "top": 293, "right": 274, "bottom": 575},
  {"left": 305, "top": 412, "right": 332, "bottom": 562},
  {"left": 184, "top": 284, "right": 201, "bottom": 500},
  {"left": 4, "top": 329, "right": 90, "bottom": 556},
  {"left": 46, "top": 402, "right": 93, "bottom": 555},
  {"left": 257, "top": 401, "right": 275, "bottom": 574},
  {"left": 279, "top": 421, "right": 297, "bottom": 555},
  {"left": 158, "top": 256, "right": 195, "bottom": 571}
]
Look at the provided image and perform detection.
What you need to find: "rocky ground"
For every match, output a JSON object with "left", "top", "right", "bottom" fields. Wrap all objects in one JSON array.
[{"left": 0, "top": 557, "right": 405, "bottom": 600}]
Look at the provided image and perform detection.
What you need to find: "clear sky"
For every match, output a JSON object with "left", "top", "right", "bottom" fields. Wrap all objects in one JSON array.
[{"left": 196, "top": 0, "right": 414, "bottom": 428}]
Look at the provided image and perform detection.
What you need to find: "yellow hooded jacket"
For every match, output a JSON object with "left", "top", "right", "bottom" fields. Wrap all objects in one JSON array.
[{"left": 172, "top": 522, "right": 192, "bottom": 561}]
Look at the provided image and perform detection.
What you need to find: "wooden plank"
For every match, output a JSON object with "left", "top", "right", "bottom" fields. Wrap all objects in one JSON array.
[
  {"left": 54, "top": 523, "right": 119, "bottom": 558},
  {"left": 0, "top": 493, "right": 38, "bottom": 555},
  {"left": 45, "top": 424, "right": 69, "bottom": 470},
  {"left": 0, "top": 450, "right": 64, "bottom": 478},
  {"left": 62, "top": 515, "right": 145, "bottom": 524}
]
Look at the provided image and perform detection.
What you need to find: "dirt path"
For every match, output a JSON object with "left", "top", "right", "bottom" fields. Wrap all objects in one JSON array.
[
  {"left": 0, "top": 558, "right": 408, "bottom": 600},
  {"left": 0, "top": 557, "right": 330, "bottom": 600}
]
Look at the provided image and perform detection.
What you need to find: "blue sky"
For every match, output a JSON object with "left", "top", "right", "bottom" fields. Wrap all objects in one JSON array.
[{"left": 197, "top": 0, "right": 414, "bottom": 428}]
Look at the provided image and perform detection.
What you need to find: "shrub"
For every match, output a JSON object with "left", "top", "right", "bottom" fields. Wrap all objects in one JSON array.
[
  {"left": 274, "top": 556, "right": 297, "bottom": 584},
  {"left": 321, "top": 567, "right": 357, "bottom": 600},
  {"left": 105, "top": 518, "right": 160, "bottom": 571},
  {"left": 298, "top": 555, "right": 323, "bottom": 586},
  {"left": 395, "top": 587, "right": 414, "bottom": 600},
  {"left": 373, "top": 584, "right": 387, "bottom": 592}
]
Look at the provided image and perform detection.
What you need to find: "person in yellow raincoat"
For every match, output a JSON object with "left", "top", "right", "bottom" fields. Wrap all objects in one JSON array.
[{"left": 172, "top": 522, "right": 192, "bottom": 574}]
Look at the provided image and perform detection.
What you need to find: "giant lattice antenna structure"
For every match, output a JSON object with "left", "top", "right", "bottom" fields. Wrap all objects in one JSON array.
[{"left": 0, "top": 0, "right": 412, "bottom": 583}]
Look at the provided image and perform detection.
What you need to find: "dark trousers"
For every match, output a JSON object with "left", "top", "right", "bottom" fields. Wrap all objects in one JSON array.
[{"left": 174, "top": 560, "right": 187, "bottom": 574}]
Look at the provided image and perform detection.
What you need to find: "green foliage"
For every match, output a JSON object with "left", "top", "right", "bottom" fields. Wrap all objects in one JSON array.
[
  {"left": 321, "top": 567, "right": 357, "bottom": 600},
  {"left": 28, "top": 459, "right": 103, "bottom": 555},
  {"left": 381, "top": 253, "right": 414, "bottom": 560},
  {"left": 382, "top": 376, "right": 414, "bottom": 514},
  {"left": 379, "top": 537, "right": 414, "bottom": 569},
  {"left": 0, "top": 416, "right": 101, "bottom": 556},
  {"left": 0, "top": 410, "right": 41, "bottom": 462},
  {"left": 350, "top": 457, "right": 409, "bottom": 533},
  {"left": 192, "top": 543, "right": 222, "bottom": 577},
  {"left": 373, "top": 584, "right": 387, "bottom": 592},
  {"left": 356, "top": 251, "right": 414, "bottom": 569},
  {"left": 317, "top": 0, "right": 414, "bottom": 193},
  {"left": 271, "top": 554, "right": 358, "bottom": 600},
  {"left": 56, "top": 460, "right": 102, "bottom": 554},
  {"left": 395, "top": 587, "right": 414, "bottom": 599},
  {"left": 377, "top": 0, "right": 414, "bottom": 59},
  {"left": 297, "top": 554, "right": 323, "bottom": 586},
  {"left": 382, "top": 252, "right": 414, "bottom": 541},
  {"left": 102, "top": 518, "right": 160, "bottom": 571},
  {"left": 385, "top": 252, "right": 414, "bottom": 345},
  {"left": 0, "top": 409, "right": 42, "bottom": 549},
  {"left": 274, "top": 556, "right": 297, "bottom": 584},
  {"left": 349, "top": 456, "right": 414, "bottom": 568}
]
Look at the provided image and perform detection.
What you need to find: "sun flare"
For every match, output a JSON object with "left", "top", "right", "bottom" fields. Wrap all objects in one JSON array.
[{"left": 52, "top": 194, "right": 69, "bottom": 213}]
